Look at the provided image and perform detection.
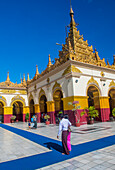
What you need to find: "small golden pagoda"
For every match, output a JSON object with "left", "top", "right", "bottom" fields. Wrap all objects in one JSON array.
[{"left": 0, "top": 72, "right": 27, "bottom": 88}]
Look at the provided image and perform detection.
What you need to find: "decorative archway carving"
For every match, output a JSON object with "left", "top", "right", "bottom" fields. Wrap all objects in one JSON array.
[
  {"left": 10, "top": 95, "right": 26, "bottom": 106},
  {"left": 109, "top": 80, "right": 115, "bottom": 87},
  {"left": 87, "top": 76, "right": 99, "bottom": 87},
  {"left": 0, "top": 96, "right": 7, "bottom": 106},
  {"left": 39, "top": 88, "right": 46, "bottom": 99},
  {"left": 28, "top": 93, "right": 34, "bottom": 104},
  {"left": 52, "top": 81, "right": 62, "bottom": 93}
]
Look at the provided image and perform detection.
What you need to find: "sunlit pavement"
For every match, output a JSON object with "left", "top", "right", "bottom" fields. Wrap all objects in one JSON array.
[{"left": 0, "top": 121, "right": 115, "bottom": 170}]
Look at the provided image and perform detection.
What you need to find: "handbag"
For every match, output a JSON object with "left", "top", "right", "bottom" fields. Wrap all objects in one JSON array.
[{"left": 68, "top": 126, "right": 72, "bottom": 132}]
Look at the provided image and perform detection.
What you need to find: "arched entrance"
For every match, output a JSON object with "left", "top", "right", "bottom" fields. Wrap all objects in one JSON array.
[
  {"left": 108, "top": 88, "right": 115, "bottom": 116},
  {"left": 87, "top": 85, "right": 100, "bottom": 119},
  {"left": 0, "top": 102, "right": 4, "bottom": 123},
  {"left": 29, "top": 99, "right": 35, "bottom": 118},
  {"left": 39, "top": 95, "right": 47, "bottom": 123},
  {"left": 53, "top": 90, "right": 63, "bottom": 115},
  {"left": 13, "top": 101, "right": 23, "bottom": 121},
  {"left": 39, "top": 95, "right": 47, "bottom": 114}
]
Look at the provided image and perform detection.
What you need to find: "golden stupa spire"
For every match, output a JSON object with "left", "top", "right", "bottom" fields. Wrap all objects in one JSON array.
[
  {"left": 107, "top": 59, "right": 110, "bottom": 65},
  {"left": 23, "top": 74, "right": 26, "bottom": 83},
  {"left": 27, "top": 73, "right": 30, "bottom": 81},
  {"left": 21, "top": 78, "right": 22, "bottom": 84},
  {"left": 34, "top": 65, "right": 39, "bottom": 80},
  {"left": 69, "top": 2, "right": 78, "bottom": 52},
  {"left": 47, "top": 54, "right": 52, "bottom": 68},
  {"left": 36, "top": 65, "right": 39, "bottom": 75},
  {"left": 6, "top": 71, "right": 10, "bottom": 82},
  {"left": 70, "top": 3, "right": 76, "bottom": 28}
]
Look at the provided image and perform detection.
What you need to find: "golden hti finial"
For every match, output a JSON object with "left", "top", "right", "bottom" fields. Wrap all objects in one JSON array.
[
  {"left": 70, "top": 1, "right": 76, "bottom": 28},
  {"left": 107, "top": 59, "right": 110, "bottom": 65},
  {"left": 35, "top": 65, "right": 39, "bottom": 79},
  {"left": 23, "top": 74, "right": 26, "bottom": 83},
  {"left": 35, "top": 65, "right": 39, "bottom": 75},
  {"left": 6, "top": 71, "right": 10, "bottom": 82},
  {"left": 21, "top": 78, "right": 22, "bottom": 84},
  {"left": 47, "top": 54, "right": 52, "bottom": 68},
  {"left": 27, "top": 73, "right": 30, "bottom": 81}
]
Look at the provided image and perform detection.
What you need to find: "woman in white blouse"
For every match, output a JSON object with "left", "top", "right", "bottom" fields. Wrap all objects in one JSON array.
[{"left": 57, "top": 114, "right": 71, "bottom": 155}]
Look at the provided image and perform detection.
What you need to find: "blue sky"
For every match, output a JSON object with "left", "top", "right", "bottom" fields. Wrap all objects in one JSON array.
[{"left": 0, "top": 0, "right": 114, "bottom": 83}]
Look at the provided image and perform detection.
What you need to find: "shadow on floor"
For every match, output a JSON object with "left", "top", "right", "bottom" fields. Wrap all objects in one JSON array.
[{"left": 44, "top": 142, "right": 63, "bottom": 153}]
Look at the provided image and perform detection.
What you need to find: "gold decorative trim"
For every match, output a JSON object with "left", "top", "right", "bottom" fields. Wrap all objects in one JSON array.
[
  {"left": 62, "top": 65, "right": 82, "bottom": 76},
  {"left": 52, "top": 81, "right": 61, "bottom": 91},
  {"left": 71, "top": 65, "right": 82, "bottom": 73},
  {"left": 11, "top": 95, "right": 26, "bottom": 106},
  {"left": 100, "top": 71, "right": 105, "bottom": 77},
  {"left": 11, "top": 95, "right": 25, "bottom": 101},
  {"left": 0, "top": 96, "right": 7, "bottom": 106},
  {"left": 39, "top": 88, "right": 45, "bottom": 97},
  {"left": 0, "top": 90, "right": 16, "bottom": 94},
  {"left": 18, "top": 90, "right": 27, "bottom": 94},
  {"left": 109, "top": 80, "right": 115, "bottom": 87},
  {"left": 87, "top": 76, "right": 99, "bottom": 86}
]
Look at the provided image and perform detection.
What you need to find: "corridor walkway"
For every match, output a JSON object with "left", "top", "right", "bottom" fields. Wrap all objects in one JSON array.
[{"left": 0, "top": 121, "right": 115, "bottom": 170}]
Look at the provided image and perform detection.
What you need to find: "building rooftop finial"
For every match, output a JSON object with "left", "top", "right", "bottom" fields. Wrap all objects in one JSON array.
[
  {"left": 36, "top": 65, "right": 39, "bottom": 75},
  {"left": 70, "top": 0, "right": 74, "bottom": 16},
  {"left": 6, "top": 71, "right": 10, "bottom": 82},
  {"left": 23, "top": 74, "right": 26, "bottom": 83},
  {"left": 27, "top": 73, "right": 30, "bottom": 81},
  {"left": 69, "top": 1, "right": 76, "bottom": 29},
  {"left": 47, "top": 54, "right": 52, "bottom": 68}
]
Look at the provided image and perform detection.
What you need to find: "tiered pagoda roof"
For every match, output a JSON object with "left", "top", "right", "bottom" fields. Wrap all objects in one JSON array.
[{"left": 28, "top": 7, "right": 115, "bottom": 84}]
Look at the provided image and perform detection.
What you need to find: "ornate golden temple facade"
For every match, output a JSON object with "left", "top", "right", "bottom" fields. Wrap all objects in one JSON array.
[{"left": 0, "top": 6, "right": 115, "bottom": 124}]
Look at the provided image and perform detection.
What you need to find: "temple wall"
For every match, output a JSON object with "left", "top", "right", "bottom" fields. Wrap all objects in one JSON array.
[
  {"left": 0, "top": 92, "right": 28, "bottom": 107},
  {"left": 0, "top": 89, "right": 28, "bottom": 123},
  {"left": 24, "top": 61, "right": 115, "bottom": 125}
]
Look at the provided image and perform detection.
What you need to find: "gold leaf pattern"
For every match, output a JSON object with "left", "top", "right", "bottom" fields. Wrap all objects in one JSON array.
[
  {"left": 87, "top": 76, "right": 99, "bottom": 86},
  {"left": 0, "top": 90, "right": 16, "bottom": 94},
  {"left": 18, "top": 90, "right": 27, "bottom": 94},
  {"left": 109, "top": 80, "right": 115, "bottom": 87},
  {"left": 62, "top": 65, "right": 82, "bottom": 76},
  {"left": 52, "top": 81, "right": 61, "bottom": 91}
]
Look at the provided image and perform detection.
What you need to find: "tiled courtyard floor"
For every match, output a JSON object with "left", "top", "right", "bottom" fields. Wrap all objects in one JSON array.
[{"left": 0, "top": 121, "right": 115, "bottom": 169}]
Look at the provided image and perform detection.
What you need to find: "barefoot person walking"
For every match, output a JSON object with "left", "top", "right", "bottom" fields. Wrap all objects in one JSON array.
[{"left": 57, "top": 114, "right": 71, "bottom": 155}]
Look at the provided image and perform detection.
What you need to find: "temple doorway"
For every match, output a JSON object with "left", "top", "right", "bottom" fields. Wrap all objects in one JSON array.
[
  {"left": 39, "top": 95, "right": 47, "bottom": 114},
  {"left": 53, "top": 90, "right": 63, "bottom": 116},
  {"left": 29, "top": 99, "right": 35, "bottom": 118},
  {"left": 13, "top": 101, "right": 23, "bottom": 121},
  {"left": 39, "top": 95, "right": 47, "bottom": 123},
  {"left": 108, "top": 88, "right": 115, "bottom": 116},
  {"left": 87, "top": 86, "right": 100, "bottom": 119},
  {"left": 0, "top": 102, "right": 4, "bottom": 123}
]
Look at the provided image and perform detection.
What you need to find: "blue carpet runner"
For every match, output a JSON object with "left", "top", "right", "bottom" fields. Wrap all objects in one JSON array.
[{"left": 0, "top": 124, "right": 115, "bottom": 170}]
